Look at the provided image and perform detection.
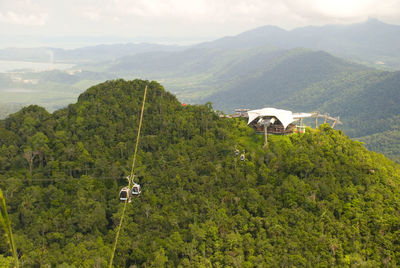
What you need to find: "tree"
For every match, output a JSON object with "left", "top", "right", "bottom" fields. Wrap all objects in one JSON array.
[
  {"left": 23, "top": 147, "right": 38, "bottom": 175},
  {"left": 27, "top": 132, "right": 49, "bottom": 168}
]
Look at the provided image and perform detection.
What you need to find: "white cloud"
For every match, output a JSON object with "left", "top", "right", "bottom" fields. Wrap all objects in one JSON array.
[
  {"left": 77, "top": 0, "right": 400, "bottom": 31},
  {"left": 280, "top": 0, "right": 400, "bottom": 26},
  {"left": 81, "top": 8, "right": 102, "bottom": 21},
  {"left": 0, "top": 11, "right": 48, "bottom": 26},
  {"left": 107, "top": 0, "right": 286, "bottom": 22}
]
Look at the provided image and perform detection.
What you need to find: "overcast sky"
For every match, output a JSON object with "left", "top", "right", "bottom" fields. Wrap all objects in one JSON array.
[{"left": 1, "top": 0, "right": 400, "bottom": 47}]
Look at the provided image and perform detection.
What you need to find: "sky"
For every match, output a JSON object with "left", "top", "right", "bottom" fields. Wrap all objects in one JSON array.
[{"left": 1, "top": 0, "right": 400, "bottom": 47}]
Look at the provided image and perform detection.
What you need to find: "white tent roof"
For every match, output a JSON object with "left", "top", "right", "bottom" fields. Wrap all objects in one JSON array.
[{"left": 247, "top": 107, "right": 296, "bottom": 129}]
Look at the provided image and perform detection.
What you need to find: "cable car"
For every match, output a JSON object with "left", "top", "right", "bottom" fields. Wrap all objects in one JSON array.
[
  {"left": 132, "top": 182, "right": 141, "bottom": 195},
  {"left": 235, "top": 149, "right": 239, "bottom": 156},
  {"left": 119, "top": 187, "right": 132, "bottom": 203},
  {"left": 240, "top": 150, "right": 245, "bottom": 161}
]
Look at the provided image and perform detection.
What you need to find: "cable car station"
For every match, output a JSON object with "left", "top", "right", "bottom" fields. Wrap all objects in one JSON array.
[{"left": 221, "top": 107, "right": 342, "bottom": 147}]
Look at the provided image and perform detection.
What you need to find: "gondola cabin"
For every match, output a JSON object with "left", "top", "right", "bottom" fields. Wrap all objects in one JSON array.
[
  {"left": 132, "top": 183, "right": 141, "bottom": 195},
  {"left": 119, "top": 187, "right": 132, "bottom": 203}
]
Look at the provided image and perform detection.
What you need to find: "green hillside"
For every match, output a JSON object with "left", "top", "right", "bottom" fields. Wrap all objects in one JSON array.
[{"left": 1, "top": 80, "right": 400, "bottom": 266}]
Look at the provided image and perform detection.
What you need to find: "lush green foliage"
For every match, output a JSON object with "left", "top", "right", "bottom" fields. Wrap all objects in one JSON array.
[
  {"left": 1, "top": 79, "right": 400, "bottom": 266},
  {"left": 0, "top": 188, "right": 19, "bottom": 268}
]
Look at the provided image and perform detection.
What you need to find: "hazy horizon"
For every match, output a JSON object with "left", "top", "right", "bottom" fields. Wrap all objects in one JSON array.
[
  {"left": 0, "top": 33, "right": 209, "bottom": 49},
  {"left": 1, "top": 17, "right": 399, "bottom": 50},
  {"left": 2, "top": 0, "right": 400, "bottom": 49}
]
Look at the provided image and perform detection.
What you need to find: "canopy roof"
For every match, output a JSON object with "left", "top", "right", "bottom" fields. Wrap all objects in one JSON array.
[{"left": 247, "top": 108, "right": 312, "bottom": 129}]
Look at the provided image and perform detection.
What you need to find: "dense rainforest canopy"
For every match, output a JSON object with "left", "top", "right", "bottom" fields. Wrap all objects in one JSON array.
[{"left": 0, "top": 79, "right": 400, "bottom": 267}]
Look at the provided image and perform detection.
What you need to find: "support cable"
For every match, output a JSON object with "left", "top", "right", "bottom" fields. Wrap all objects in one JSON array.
[{"left": 108, "top": 85, "right": 148, "bottom": 268}]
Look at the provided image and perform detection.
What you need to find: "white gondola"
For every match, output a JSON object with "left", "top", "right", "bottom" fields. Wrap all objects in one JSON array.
[
  {"left": 119, "top": 186, "right": 132, "bottom": 203},
  {"left": 240, "top": 154, "right": 245, "bottom": 161},
  {"left": 132, "top": 182, "right": 141, "bottom": 195},
  {"left": 235, "top": 149, "right": 239, "bottom": 156}
]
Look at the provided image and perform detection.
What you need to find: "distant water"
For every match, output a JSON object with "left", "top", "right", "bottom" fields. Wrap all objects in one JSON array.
[{"left": 0, "top": 60, "right": 74, "bottom": 73}]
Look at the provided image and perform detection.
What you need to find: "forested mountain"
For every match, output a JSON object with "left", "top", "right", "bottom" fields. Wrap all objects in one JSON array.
[
  {"left": 201, "top": 50, "right": 369, "bottom": 111},
  {"left": 1, "top": 80, "right": 400, "bottom": 266}
]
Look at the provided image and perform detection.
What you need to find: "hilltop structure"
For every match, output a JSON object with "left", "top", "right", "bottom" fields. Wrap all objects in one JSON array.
[
  {"left": 222, "top": 107, "right": 342, "bottom": 147},
  {"left": 247, "top": 108, "right": 311, "bottom": 134}
]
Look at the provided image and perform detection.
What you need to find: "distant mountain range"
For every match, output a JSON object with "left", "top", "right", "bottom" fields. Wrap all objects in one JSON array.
[
  {"left": 197, "top": 18, "right": 400, "bottom": 69},
  {"left": 0, "top": 43, "right": 185, "bottom": 64},
  {"left": 1, "top": 18, "right": 400, "bottom": 68}
]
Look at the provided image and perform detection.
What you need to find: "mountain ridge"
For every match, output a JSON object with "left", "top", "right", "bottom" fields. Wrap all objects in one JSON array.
[
  {"left": 2, "top": 18, "right": 400, "bottom": 68},
  {"left": 195, "top": 18, "right": 400, "bottom": 68}
]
